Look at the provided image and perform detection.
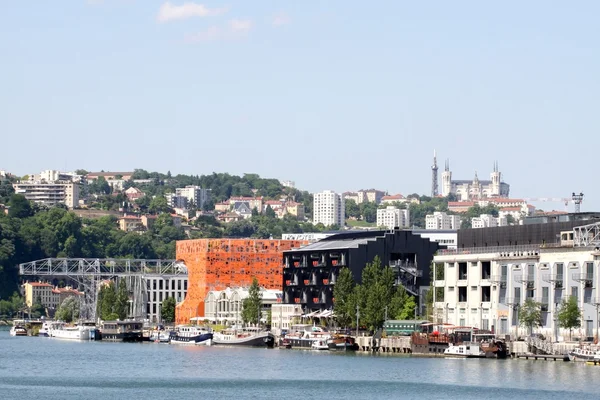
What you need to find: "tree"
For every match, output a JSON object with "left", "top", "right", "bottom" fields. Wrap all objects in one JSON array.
[
  {"left": 333, "top": 267, "right": 356, "bottom": 328},
  {"left": 115, "top": 279, "right": 130, "bottom": 320},
  {"left": 161, "top": 296, "right": 176, "bottom": 323},
  {"left": 149, "top": 196, "right": 171, "bottom": 214},
  {"left": 8, "top": 194, "right": 33, "bottom": 219},
  {"left": 265, "top": 205, "right": 276, "bottom": 218},
  {"left": 241, "top": 277, "right": 262, "bottom": 325},
  {"left": 56, "top": 296, "right": 79, "bottom": 323},
  {"left": 99, "top": 282, "right": 118, "bottom": 320},
  {"left": 518, "top": 299, "right": 543, "bottom": 334},
  {"left": 30, "top": 295, "right": 45, "bottom": 318},
  {"left": 345, "top": 200, "right": 361, "bottom": 219},
  {"left": 558, "top": 296, "right": 581, "bottom": 341}
]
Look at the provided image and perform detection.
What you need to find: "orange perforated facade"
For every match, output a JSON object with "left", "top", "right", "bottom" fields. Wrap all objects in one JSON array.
[{"left": 175, "top": 239, "right": 307, "bottom": 324}]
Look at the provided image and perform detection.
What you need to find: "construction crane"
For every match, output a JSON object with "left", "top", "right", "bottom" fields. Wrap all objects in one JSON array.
[{"left": 522, "top": 193, "right": 584, "bottom": 212}]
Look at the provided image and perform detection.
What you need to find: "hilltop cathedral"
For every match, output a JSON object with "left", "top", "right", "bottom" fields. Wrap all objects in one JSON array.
[{"left": 437, "top": 158, "right": 510, "bottom": 201}]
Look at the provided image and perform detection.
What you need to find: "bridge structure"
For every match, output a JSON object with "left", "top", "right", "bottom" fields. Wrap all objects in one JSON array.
[{"left": 19, "top": 258, "right": 188, "bottom": 321}]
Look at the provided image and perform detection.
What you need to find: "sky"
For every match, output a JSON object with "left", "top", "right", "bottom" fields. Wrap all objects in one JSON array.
[{"left": 1, "top": 1, "right": 599, "bottom": 211}]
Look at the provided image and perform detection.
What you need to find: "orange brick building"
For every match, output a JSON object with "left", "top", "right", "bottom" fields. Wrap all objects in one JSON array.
[{"left": 175, "top": 239, "right": 306, "bottom": 324}]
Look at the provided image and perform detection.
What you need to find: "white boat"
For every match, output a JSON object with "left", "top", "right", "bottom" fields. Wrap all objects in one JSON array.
[
  {"left": 212, "top": 328, "right": 275, "bottom": 348},
  {"left": 150, "top": 330, "right": 172, "bottom": 343},
  {"left": 311, "top": 339, "right": 329, "bottom": 351},
  {"left": 281, "top": 325, "right": 331, "bottom": 349},
  {"left": 9, "top": 325, "right": 27, "bottom": 337},
  {"left": 39, "top": 321, "right": 52, "bottom": 337},
  {"left": 568, "top": 347, "right": 600, "bottom": 362},
  {"left": 49, "top": 322, "right": 94, "bottom": 341},
  {"left": 169, "top": 325, "right": 213, "bottom": 346},
  {"left": 444, "top": 342, "right": 486, "bottom": 358}
]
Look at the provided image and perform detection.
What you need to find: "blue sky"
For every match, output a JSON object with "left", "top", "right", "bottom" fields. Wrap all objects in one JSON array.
[{"left": 2, "top": 1, "right": 599, "bottom": 211}]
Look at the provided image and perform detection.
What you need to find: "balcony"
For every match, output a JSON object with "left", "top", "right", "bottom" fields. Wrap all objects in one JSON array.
[
  {"left": 542, "top": 274, "right": 564, "bottom": 289},
  {"left": 437, "top": 244, "right": 541, "bottom": 257},
  {"left": 573, "top": 273, "right": 593, "bottom": 288},
  {"left": 433, "top": 280, "right": 445, "bottom": 287},
  {"left": 535, "top": 297, "right": 550, "bottom": 312},
  {"left": 490, "top": 275, "right": 507, "bottom": 288},
  {"left": 515, "top": 276, "right": 535, "bottom": 289},
  {"left": 390, "top": 261, "right": 423, "bottom": 278},
  {"left": 503, "top": 297, "right": 521, "bottom": 306}
]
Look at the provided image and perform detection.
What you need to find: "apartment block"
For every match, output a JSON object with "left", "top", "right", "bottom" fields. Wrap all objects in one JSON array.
[
  {"left": 472, "top": 214, "right": 508, "bottom": 228},
  {"left": 146, "top": 276, "right": 188, "bottom": 323},
  {"left": 313, "top": 190, "right": 345, "bottom": 227},
  {"left": 377, "top": 206, "right": 410, "bottom": 229},
  {"left": 426, "top": 212, "right": 461, "bottom": 230},
  {"left": 13, "top": 181, "right": 79, "bottom": 209}
]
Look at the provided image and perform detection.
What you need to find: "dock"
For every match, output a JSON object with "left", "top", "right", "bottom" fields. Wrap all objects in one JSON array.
[
  {"left": 355, "top": 336, "right": 412, "bottom": 353},
  {"left": 513, "top": 353, "right": 569, "bottom": 361}
]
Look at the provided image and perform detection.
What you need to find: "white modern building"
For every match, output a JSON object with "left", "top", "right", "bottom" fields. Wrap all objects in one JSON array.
[
  {"left": 204, "top": 288, "right": 281, "bottom": 325},
  {"left": 13, "top": 181, "right": 80, "bottom": 209},
  {"left": 472, "top": 214, "right": 508, "bottom": 229},
  {"left": 271, "top": 303, "right": 303, "bottom": 335},
  {"left": 313, "top": 190, "right": 345, "bottom": 227},
  {"left": 426, "top": 212, "right": 461, "bottom": 230},
  {"left": 167, "top": 186, "right": 210, "bottom": 210},
  {"left": 432, "top": 221, "right": 600, "bottom": 342},
  {"left": 147, "top": 276, "right": 188, "bottom": 323},
  {"left": 377, "top": 206, "right": 410, "bottom": 229}
]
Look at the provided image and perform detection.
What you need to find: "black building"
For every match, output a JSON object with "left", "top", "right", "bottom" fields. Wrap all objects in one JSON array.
[
  {"left": 281, "top": 229, "right": 441, "bottom": 314},
  {"left": 457, "top": 212, "right": 600, "bottom": 249}
]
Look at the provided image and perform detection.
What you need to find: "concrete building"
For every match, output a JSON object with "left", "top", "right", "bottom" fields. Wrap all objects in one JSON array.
[
  {"left": 118, "top": 215, "right": 144, "bottom": 232},
  {"left": 432, "top": 214, "right": 600, "bottom": 341},
  {"left": 271, "top": 303, "right": 303, "bottom": 335},
  {"left": 282, "top": 229, "right": 441, "bottom": 316},
  {"left": 343, "top": 189, "right": 386, "bottom": 204},
  {"left": 413, "top": 229, "right": 458, "bottom": 250},
  {"left": 175, "top": 186, "right": 210, "bottom": 210},
  {"left": 313, "top": 190, "right": 345, "bottom": 227},
  {"left": 377, "top": 206, "right": 410, "bottom": 229},
  {"left": 204, "top": 287, "right": 281, "bottom": 325},
  {"left": 284, "top": 202, "right": 305, "bottom": 220},
  {"left": 426, "top": 212, "right": 461, "bottom": 230},
  {"left": 146, "top": 276, "right": 188, "bottom": 323},
  {"left": 441, "top": 161, "right": 509, "bottom": 200},
  {"left": 472, "top": 214, "right": 508, "bottom": 229},
  {"left": 13, "top": 181, "right": 79, "bottom": 209},
  {"left": 23, "top": 282, "right": 53, "bottom": 308}
]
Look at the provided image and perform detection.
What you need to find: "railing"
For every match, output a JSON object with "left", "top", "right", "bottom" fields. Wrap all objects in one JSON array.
[
  {"left": 390, "top": 261, "right": 423, "bottom": 277},
  {"left": 437, "top": 244, "right": 541, "bottom": 257},
  {"left": 573, "top": 273, "right": 593, "bottom": 283},
  {"left": 490, "top": 275, "right": 507, "bottom": 287},
  {"left": 535, "top": 297, "right": 550, "bottom": 311},
  {"left": 504, "top": 297, "right": 520, "bottom": 306},
  {"left": 526, "top": 336, "right": 557, "bottom": 355}
]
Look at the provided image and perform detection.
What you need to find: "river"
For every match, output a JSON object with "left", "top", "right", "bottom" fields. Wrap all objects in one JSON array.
[{"left": 0, "top": 329, "right": 597, "bottom": 399}]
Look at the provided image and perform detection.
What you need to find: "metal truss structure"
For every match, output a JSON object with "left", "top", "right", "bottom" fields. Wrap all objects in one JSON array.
[
  {"left": 573, "top": 222, "right": 600, "bottom": 248},
  {"left": 19, "top": 258, "right": 187, "bottom": 321}
]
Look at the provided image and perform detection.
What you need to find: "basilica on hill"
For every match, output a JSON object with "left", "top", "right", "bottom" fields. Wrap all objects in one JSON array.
[{"left": 441, "top": 160, "right": 510, "bottom": 201}]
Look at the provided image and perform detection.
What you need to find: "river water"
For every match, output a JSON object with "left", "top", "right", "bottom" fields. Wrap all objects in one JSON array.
[{"left": 0, "top": 329, "right": 597, "bottom": 399}]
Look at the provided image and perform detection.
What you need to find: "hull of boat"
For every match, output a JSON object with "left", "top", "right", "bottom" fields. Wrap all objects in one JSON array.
[
  {"left": 328, "top": 342, "right": 359, "bottom": 351},
  {"left": 170, "top": 333, "right": 213, "bottom": 345},
  {"left": 10, "top": 328, "right": 27, "bottom": 337},
  {"left": 568, "top": 352, "right": 598, "bottom": 362},
  {"left": 50, "top": 327, "right": 93, "bottom": 341},
  {"left": 213, "top": 332, "right": 275, "bottom": 348},
  {"left": 101, "top": 331, "right": 143, "bottom": 342}
]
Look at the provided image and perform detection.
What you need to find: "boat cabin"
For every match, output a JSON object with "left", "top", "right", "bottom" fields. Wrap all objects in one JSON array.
[{"left": 102, "top": 321, "right": 143, "bottom": 335}]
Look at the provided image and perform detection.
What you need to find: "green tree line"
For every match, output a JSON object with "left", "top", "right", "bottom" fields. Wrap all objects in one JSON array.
[{"left": 333, "top": 256, "right": 417, "bottom": 331}]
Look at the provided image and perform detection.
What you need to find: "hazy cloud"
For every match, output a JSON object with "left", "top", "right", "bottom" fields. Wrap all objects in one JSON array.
[
  {"left": 229, "top": 19, "right": 252, "bottom": 33},
  {"left": 157, "top": 2, "right": 227, "bottom": 23},
  {"left": 185, "top": 19, "right": 253, "bottom": 43},
  {"left": 272, "top": 12, "right": 290, "bottom": 26}
]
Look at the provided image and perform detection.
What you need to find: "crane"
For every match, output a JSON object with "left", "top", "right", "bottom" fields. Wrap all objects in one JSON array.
[{"left": 522, "top": 193, "right": 584, "bottom": 213}]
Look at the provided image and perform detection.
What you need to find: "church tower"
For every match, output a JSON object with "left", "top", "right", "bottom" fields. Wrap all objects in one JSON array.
[
  {"left": 490, "top": 161, "right": 501, "bottom": 196},
  {"left": 431, "top": 150, "right": 439, "bottom": 197},
  {"left": 441, "top": 160, "right": 452, "bottom": 197}
]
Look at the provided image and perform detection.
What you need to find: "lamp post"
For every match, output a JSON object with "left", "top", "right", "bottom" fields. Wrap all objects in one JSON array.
[{"left": 356, "top": 304, "right": 360, "bottom": 337}]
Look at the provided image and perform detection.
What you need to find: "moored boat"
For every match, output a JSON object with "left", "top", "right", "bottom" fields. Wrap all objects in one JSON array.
[
  {"left": 327, "top": 335, "right": 359, "bottom": 351},
  {"left": 150, "top": 330, "right": 172, "bottom": 343},
  {"left": 311, "top": 339, "right": 329, "bottom": 350},
  {"left": 38, "top": 321, "right": 52, "bottom": 337},
  {"left": 568, "top": 347, "right": 600, "bottom": 362},
  {"left": 48, "top": 322, "right": 95, "bottom": 341},
  {"left": 444, "top": 342, "right": 486, "bottom": 358},
  {"left": 212, "top": 327, "right": 274, "bottom": 348},
  {"left": 280, "top": 325, "right": 331, "bottom": 349},
  {"left": 169, "top": 325, "right": 213, "bottom": 345},
  {"left": 101, "top": 320, "right": 143, "bottom": 342},
  {"left": 9, "top": 325, "right": 27, "bottom": 337}
]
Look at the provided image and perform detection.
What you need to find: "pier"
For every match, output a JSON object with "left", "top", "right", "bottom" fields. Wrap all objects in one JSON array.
[
  {"left": 355, "top": 336, "right": 412, "bottom": 353},
  {"left": 513, "top": 353, "right": 569, "bottom": 361}
]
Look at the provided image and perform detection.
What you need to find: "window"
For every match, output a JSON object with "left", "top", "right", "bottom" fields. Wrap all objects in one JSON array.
[
  {"left": 459, "top": 287, "right": 467, "bottom": 302},
  {"left": 571, "top": 287, "right": 578, "bottom": 302}
]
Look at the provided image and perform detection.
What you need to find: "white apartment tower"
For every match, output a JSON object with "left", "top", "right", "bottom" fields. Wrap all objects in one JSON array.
[
  {"left": 472, "top": 214, "right": 508, "bottom": 229},
  {"left": 377, "top": 206, "right": 410, "bottom": 229},
  {"left": 426, "top": 212, "right": 461, "bottom": 230},
  {"left": 313, "top": 190, "right": 345, "bottom": 227}
]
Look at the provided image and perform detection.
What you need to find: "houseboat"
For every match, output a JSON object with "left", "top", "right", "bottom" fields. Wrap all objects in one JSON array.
[
  {"left": 169, "top": 325, "right": 213, "bottom": 345},
  {"left": 101, "top": 320, "right": 143, "bottom": 342},
  {"left": 444, "top": 342, "right": 486, "bottom": 358},
  {"left": 212, "top": 327, "right": 275, "bottom": 348},
  {"left": 280, "top": 325, "right": 331, "bottom": 349},
  {"left": 327, "top": 335, "right": 359, "bottom": 351}
]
